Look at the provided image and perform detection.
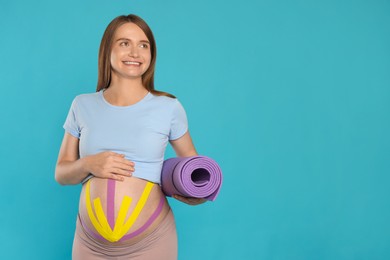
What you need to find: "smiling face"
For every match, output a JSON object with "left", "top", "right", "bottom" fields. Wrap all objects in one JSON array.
[{"left": 110, "top": 22, "right": 152, "bottom": 80}]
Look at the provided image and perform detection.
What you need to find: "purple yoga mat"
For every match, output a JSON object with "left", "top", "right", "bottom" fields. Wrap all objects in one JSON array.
[{"left": 161, "top": 156, "right": 223, "bottom": 201}]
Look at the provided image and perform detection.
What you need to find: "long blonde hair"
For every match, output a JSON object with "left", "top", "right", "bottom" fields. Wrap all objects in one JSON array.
[{"left": 96, "top": 14, "right": 175, "bottom": 98}]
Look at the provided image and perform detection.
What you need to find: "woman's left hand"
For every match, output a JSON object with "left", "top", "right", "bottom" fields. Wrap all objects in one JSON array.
[{"left": 172, "top": 194, "right": 207, "bottom": 206}]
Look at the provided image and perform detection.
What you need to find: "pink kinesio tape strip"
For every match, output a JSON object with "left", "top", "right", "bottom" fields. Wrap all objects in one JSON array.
[{"left": 107, "top": 179, "right": 116, "bottom": 229}]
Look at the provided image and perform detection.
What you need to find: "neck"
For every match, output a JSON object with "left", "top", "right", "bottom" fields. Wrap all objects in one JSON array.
[
  {"left": 104, "top": 74, "right": 149, "bottom": 106},
  {"left": 108, "top": 72, "right": 146, "bottom": 92}
]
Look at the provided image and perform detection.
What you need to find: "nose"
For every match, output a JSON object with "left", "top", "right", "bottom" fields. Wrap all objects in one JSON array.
[{"left": 128, "top": 45, "right": 139, "bottom": 57}]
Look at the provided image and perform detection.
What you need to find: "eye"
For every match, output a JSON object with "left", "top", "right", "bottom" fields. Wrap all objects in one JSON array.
[
  {"left": 120, "top": 41, "right": 129, "bottom": 46},
  {"left": 140, "top": 43, "right": 149, "bottom": 48}
]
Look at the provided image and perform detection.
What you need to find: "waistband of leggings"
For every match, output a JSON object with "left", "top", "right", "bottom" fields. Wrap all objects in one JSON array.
[{"left": 81, "top": 174, "right": 94, "bottom": 185}]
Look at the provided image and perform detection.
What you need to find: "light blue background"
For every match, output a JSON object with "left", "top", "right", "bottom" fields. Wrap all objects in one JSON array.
[{"left": 0, "top": 0, "right": 389, "bottom": 259}]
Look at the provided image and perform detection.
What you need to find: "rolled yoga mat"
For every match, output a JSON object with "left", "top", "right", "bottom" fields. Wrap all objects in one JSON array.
[{"left": 161, "top": 155, "right": 223, "bottom": 201}]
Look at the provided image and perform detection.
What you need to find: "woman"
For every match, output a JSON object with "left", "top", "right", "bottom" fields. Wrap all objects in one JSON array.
[{"left": 55, "top": 14, "right": 206, "bottom": 260}]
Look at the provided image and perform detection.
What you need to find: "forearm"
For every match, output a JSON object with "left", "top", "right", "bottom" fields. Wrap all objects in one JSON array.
[
  {"left": 55, "top": 157, "right": 91, "bottom": 185},
  {"left": 178, "top": 149, "right": 198, "bottom": 157}
]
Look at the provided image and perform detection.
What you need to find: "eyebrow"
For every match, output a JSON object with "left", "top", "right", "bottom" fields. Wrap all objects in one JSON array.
[{"left": 116, "top": 38, "right": 150, "bottom": 44}]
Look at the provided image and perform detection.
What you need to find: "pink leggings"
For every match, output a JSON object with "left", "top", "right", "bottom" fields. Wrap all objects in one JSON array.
[{"left": 72, "top": 209, "right": 178, "bottom": 260}]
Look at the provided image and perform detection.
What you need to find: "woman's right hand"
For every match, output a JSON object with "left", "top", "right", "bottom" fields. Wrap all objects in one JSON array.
[{"left": 84, "top": 151, "right": 135, "bottom": 181}]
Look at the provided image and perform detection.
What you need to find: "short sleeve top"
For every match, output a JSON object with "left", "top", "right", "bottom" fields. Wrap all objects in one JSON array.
[{"left": 62, "top": 89, "right": 188, "bottom": 184}]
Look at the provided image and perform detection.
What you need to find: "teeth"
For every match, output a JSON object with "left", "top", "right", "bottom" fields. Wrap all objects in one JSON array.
[{"left": 123, "top": 61, "right": 140, "bottom": 65}]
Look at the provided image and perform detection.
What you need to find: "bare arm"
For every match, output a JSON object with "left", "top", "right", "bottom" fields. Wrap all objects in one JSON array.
[
  {"left": 55, "top": 133, "right": 90, "bottom": 185},
  {"left": 55, "top": 132, "right": 135, "bottom": 185},
  {"left": 169, "top": 131, "right": 198, "bottom": 157},
  {"left": 169, "top": 131, "right": 207, "bottom": 205}
]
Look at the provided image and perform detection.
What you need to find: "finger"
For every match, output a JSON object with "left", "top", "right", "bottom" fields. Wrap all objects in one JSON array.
[
  {"left": 114, "top": 162, "right": 134, "bottom": 172},
  {"left": 114, "top": 157, "right": 135, "bottom": 167},
  {"left": 173, "top": 195, "right": 186, "bottom": 203},
  {"left": 112, "top": 168, "right": 133, "bottom": 177},
  {"left": 112, "top": 160, "right": 135, "bottom": 171},
  {"left": 174, "top": 195, "right": 205, "bottom": 205},
  {"left": 107, "top": 173, "right": 125, "bottom": 182},
  {"left": 124, "top": 159, "right": 135, "bottom": 167},
  {"left": 174, "top": 194, "right": 192, "bottom": 201},
  {"left": 110, "top": 152, "right": 126, "bottom": 157},
  {"left": 197, "top": 198, "right": 207, "bottom": 204},
  {"left": 106, "top": 151, "right": 120, "bottom": 157},
  {"left": 174, "top": 195, "right": 194, "bottom": 204}
]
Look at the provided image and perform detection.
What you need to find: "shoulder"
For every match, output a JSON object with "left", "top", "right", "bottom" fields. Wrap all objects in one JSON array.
[
  {"left": 72, "top": 91, "right": 100, "bottom": 104},
  {"left": 150, "top": 93, "right": 180, "bottom": 108}
]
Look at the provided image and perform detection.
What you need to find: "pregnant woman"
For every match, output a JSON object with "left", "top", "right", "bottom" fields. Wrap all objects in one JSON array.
[{"left": 55, "top": 14, "right": 206, "bottom": 259}]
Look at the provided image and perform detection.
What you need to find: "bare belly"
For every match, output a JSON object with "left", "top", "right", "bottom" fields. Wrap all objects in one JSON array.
[{"left": 78, "top": 176, "right": 170, "bottom": 246}]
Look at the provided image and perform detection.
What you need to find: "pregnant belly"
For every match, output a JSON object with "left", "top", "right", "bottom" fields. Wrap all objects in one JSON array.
[{"left": 78, "top": 176, "right": 170, "bottom": 246}]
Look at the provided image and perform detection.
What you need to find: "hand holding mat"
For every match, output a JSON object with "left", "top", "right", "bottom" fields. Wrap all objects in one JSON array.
[{"left": 161, "top": 156, "right": 223, "bottom": 201}]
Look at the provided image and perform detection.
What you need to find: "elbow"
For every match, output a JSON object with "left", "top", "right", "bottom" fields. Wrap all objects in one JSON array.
[
  {"left": 54, "top": 166, "right": 67, "bottom": 186},
  {"left": 54, "top": 171, "right": 65, "bottom": 186}
]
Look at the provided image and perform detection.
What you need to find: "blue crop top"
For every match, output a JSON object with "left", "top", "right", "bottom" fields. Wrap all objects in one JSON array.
[{"left": 62, "top": 88, "right": 188, "bottom": 184}]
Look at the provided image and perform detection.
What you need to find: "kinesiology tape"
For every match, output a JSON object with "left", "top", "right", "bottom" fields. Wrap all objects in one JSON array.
[{"left": 83, "top": 179, "right": 161, "bottom": 242}]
